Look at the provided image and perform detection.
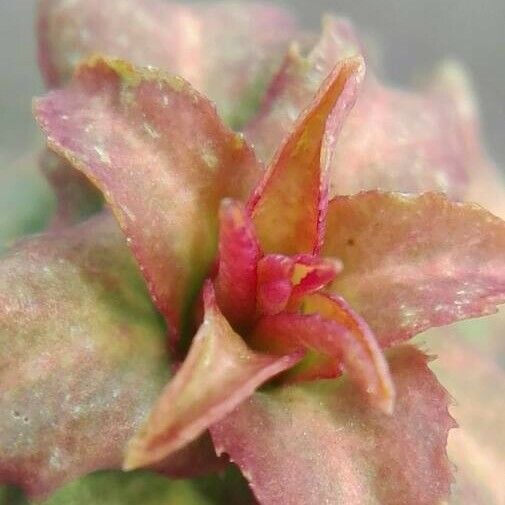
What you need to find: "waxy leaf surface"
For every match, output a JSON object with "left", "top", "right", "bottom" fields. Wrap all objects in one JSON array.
[
  {"left": 38, "top": 0, "right": 298, "bottom": 126},
  {"left": 250, "top": 57, "right": 364, "bottom": 255},
  {"left": 0, "top": 213, "right": 170, "bottom": 497},
  {"left": 125, "top": 284, "right": 301, "bottom": 470},
  {"left": 323, "top": 192, "right": 505, "bottom": 347},
  {"left": 35, "top": 57, "right": 261, "bottom": 336},
  {"left": 212, "top": 346, "right": 454, "bottom": 505}
]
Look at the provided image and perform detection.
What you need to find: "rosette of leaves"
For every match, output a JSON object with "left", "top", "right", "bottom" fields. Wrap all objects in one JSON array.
[{"left": 1, "top": 1, "right": 504, "bottom": 504}]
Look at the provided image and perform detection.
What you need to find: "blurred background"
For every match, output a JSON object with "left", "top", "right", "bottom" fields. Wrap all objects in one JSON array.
[{"left": 1, "top": 0, "right": 504, "bottom": 170}]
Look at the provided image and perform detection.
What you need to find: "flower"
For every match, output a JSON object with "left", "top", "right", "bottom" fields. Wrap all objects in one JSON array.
[{"left": 1, "top": 1, "right": 505, "bottom": 504}]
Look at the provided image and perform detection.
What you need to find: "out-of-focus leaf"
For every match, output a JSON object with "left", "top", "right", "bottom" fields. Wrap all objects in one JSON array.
[
  {"left": 35, "top": 466, "right": 257, "bottom": 505},
  {"left": 38, "top": 0, "right": 299, "bottom": 127},
  {"left": 0, "top": 212, "right": 172, "bottom": 498},
  {"left": 40, "top": 150, "right": 102, "bottom": 228},
  {"left": 0, "top": 485, "right": 27, "bottom": 505},
  {"left": 323, "top": 191, "right": 505, "bottom": 347},
  {"left": 249, "top": 57, "right": 364, "bottom": 255},
  {"left": 418, "top": 331, "right": 505, "bottom": 504},
  {"left": 0, "top": 153, "right": 55, "bottom": 253},
  {"left": 212, "top": 346, "right": 454, "bottom": 505},
  {"left": 124, "top": 283, "right": 301, "bottom": 470},
  {"left": 35, "top": 57, "right": 261, "bottom": 339},
  {"left": 246, "top": 17, "right": 476, "bottom": 200}
]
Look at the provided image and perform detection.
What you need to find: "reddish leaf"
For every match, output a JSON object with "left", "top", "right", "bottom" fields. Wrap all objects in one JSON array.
[
  {"left": 246, "top": 16, "right": 362, "bottom": 164},
  {"left": 256, "top": 255, "right": 295, "bottom": 316},
  {"left": 214, "top": 200, "right": 261, "bottom": 329},
  {"left": 35, "top": 57, "right": 261, "bottom": 338},
  {"left": 323, "top": 192, "right": 505, "bottom": 347},
  {"left": 252, "top": 296, "right": 394, "bottom": 414},
  {"left": 298, "top": 292, "right": 394, "bottom": 413},
  {"left": 212, "top": 346, "right": 455, "bottom": 505},
  {"left": 255, "top": 254, "right": 342, "bottom": 317},
  {"left": 249, "top": 56, "right": 364, "bottom": 255},
  {"left": 0, "top": 213, "right": 170, "bottom": 497},
  {"left": 38, "top": 0, "right": 298, "bottom": 126},
  {"left": 246, "top": 17, "right": 473, "bottom": 200},
  {"left": 124, "top": 283, "right": 302, "bottom": 470}
]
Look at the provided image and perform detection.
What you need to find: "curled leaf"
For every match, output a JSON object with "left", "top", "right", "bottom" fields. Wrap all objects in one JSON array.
[
  {"left": 124, "top": 283, "right": 301, "bottom": 470},
  {"left": 249, "top": 56, "right": 364, "bottom": 255},
  {"left": 214, "top": 200, "right": 261, "bottom": 329},
  {"left": 253, "top": 296, "right": 394, "bottom": 414}
]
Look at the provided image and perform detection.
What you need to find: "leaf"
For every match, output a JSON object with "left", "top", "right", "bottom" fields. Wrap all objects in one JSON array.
[
  {"left": 0, "top": 152, "right": 55, "bottom": 253},
  {"left": 37, "top": 0, "right": 299, "bottom": 126},
  {"left": 427, "top": 60, "right": 505, "bottom": 218},
  {"left": 323, "top": 191, "right": 505, "bottom": 347},
  {"left": 420, "top": 331, "right": 505, "bottom": 504},
  {"left": 0, "top": 213, "right": 170, "bottom": 498},
  {"left": 124, "top": 283, "right": 302, "bottom": 470},
  {"left": 255, "top": 254, "right": 342, "bottom": 316},
  {"left": 245, "top": 17, "right": 474, "bottom": 200},
  {"left": 249, "top": 56, "right": 364, "bottom": 255},
  {"left": 214, "top": 200, "right": 261, "bottom": 329},
  {"left": 40, "top": 149, "right": 103, "bottom": 228},
  {"left": 245, "top": 16, "right": 362, "bottom": 164},
  {"left": 35, "top": 56, "right": 261, "bottom": 339},
  {"left": 211, "top": 346, "right": 455, "bottom": 505},
  {"left": 252, "top": 295, "right": 394, "bottom": 414},
  {"left": 33, "top": 466, "right": 258, "bottom": 505}
]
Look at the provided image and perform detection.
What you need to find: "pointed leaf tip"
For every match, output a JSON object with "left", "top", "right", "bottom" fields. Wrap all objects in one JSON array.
[
  {"left": 124, "top": 284, "right": 302, "bottom": 470},
  {"left": 214, "top": 200, "right": 261, "bottom": 328},
  {"left": 249, "top": 56, "right": 365, "bottom": 256}
]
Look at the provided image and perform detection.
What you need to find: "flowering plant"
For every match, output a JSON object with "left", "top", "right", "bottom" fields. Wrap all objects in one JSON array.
[{"left": 1, "top": 1, "right": 504, "bottom": 504}]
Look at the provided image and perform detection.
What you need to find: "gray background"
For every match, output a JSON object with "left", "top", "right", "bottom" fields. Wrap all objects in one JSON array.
[{"left": 1, "top": 0, "right": 504, "bottom": 169}]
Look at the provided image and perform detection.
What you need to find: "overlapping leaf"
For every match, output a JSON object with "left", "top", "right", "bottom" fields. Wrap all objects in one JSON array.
[
  {"left": 125, "top": 284, "right": 301, "bottom": 470},
  {"left": 323, "top": 191, "right": 505, "bottom": 347},
  {"left": 246, "top": 17, "right": 475, "bottom": 199},
  {"left": 35, "top": 57, "right": 261, "bottom": 337},
  {"left": 212, "top": 346, "right": 455, "bottom": 505},
  {"left": 0, "top": 213, "right": 171, "bottom": 497},
  {"left": 249, "top": 56, "right": 364, "bottom": 255},
  {"left": 38, "top": 0, "right": 299, "bottom": 126}
]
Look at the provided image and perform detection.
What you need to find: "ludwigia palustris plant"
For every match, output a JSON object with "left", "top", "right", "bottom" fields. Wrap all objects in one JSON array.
[{"left": 1, "top": 1, "right": 504, "bottom": 504}]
